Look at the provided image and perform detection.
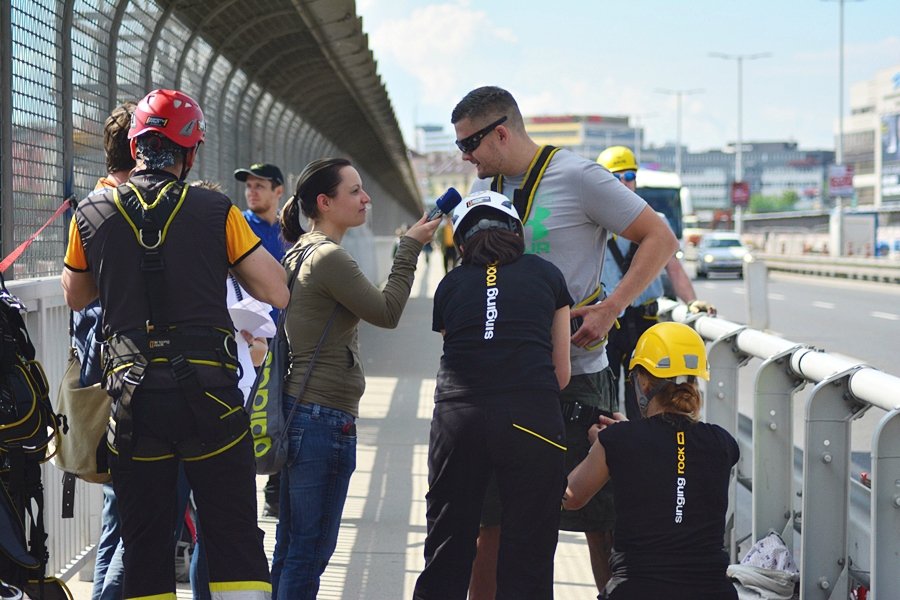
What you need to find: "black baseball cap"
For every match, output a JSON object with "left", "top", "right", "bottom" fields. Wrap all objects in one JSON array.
[{"left": 234, "top": 163, "right": 284, "bottom": 187}]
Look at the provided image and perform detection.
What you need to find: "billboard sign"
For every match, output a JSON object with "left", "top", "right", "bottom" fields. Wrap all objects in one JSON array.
[
  {"left": 731, "top": 181, "right": 750, "bottom": 207},
  {"left": 828, "top": 164, "right": 854, "bottom": 198}
]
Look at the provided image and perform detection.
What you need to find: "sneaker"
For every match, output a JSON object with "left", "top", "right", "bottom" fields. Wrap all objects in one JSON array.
[{"left": 262, "top": 502, "right": 279, "bottom": 519}]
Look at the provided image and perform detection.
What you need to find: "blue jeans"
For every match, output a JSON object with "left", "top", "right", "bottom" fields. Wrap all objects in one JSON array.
[
  {"left": 92, "top": 483, "right": 124, "bottom": 600},
  {"left": 271, "top": 400, "right": 357, "bottom": 600}
]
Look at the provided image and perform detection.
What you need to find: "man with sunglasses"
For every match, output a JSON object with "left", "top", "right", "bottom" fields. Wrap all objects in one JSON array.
[
  {"left": 597, "top": 146, "right": 715, "bottom": 422},
  {"left": 448, "top": 87, "right": 678, "bottom": 599}
]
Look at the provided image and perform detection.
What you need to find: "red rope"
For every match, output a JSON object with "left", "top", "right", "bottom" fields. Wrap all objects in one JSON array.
[{"left": 0, "top": 197, "right": 74, "bottom": 273}]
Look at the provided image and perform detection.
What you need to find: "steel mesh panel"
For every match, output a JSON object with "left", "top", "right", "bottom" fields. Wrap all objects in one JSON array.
[
  {"left": 219, "top": 71, "right": 247, "bottom": 196},
  {"left": 152, "top": 17, "right": 190, "bottom": 86},
  {"left": 116, "top": 0, "right": 161, "bottom": 102},
  {"left": 178, "top": 37, "right": 214, "bottom": 95},
  {"left": 253, "top": 91, "right": 274, "bottom": 160},
  {"left": 9, "top": 0, "right": 64, "bottom": 278},
  {"left": 195, "top": 54, "right": 233, "bottom": 183},
  {"left": 72, "top": 0, "right": 116, "bottom": 197},
  {"left": 239, "top": 82, "right": 262, "bottom": 167}
]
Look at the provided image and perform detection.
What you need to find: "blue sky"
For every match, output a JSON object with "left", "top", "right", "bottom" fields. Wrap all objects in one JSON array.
[{"left": 356, "top": 0, "right": 900, "bottom": 152}]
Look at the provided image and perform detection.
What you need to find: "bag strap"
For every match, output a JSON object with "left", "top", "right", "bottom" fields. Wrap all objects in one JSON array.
[
  {"left": 606, "top": 236, "right": 639, "bottom": 275},
  {"left": 278, "top": 305, "right": 339, "bottom": 442},
  {"left": 274, "top": 240, "right": 339, "bottom": 440}
]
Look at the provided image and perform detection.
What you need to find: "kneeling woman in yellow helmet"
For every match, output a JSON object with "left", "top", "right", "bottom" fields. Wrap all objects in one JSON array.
[{"left": 563, "top": 322, "right": 738, "bottom": 600}]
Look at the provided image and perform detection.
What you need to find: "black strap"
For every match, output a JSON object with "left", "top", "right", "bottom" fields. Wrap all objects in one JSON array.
[
  {"left": 606, "top": 237, "right": 639, "bottom": 275},
  {"left": 110, "top": 355, "right": 149, "bottom": 462},
  {"left": 61, "top": 473, "right": 76, "bottom": 520},
  {"left": 279, "top": 307, "right": 339, "bottom": 441},
  {"left": 115, "top": 182, "right": 187, "bottom": 332},
  {"left": 276, "top": 240, "right": 339, "bottom": 432},
  {"left": 491, "top": 145, "right": 558, "bottom": 224}
]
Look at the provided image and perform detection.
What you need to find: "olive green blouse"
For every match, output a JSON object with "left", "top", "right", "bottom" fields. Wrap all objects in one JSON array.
[{"left": 282, "top": 230, "right": 423, "bottom": 416}]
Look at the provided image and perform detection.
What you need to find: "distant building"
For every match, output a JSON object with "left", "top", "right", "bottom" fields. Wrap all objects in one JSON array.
[
  {"left": 408, "top": 149, "right": 477, "bottom": 210},
  {"left": 846, "top": 63, "right": 900, "bottom": 206},
  {"left": 414, "top": 124, "right": 456, "bottom": 154},
  {"left": 524, "top": 115, "right": 643, "bottom": 161},
  {"left": 639, "top": 142, "right": 833, "bottom": 212}
]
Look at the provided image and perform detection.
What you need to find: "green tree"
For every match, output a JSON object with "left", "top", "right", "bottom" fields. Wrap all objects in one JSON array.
[{"left": 749, "top": 190, "right": 799, "bottom": 213}]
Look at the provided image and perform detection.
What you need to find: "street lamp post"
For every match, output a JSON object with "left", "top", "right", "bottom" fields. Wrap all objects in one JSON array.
[
  {"left": 631, "top": 112, "right": 656, "bottom": 166},
  {"left": 709, "top": 51, "right": 771, "bottom": 233},
  {"left": 821, "top": 0, "right": 864, "bottom": 166},
  {"left": 655, "top": 89, "right": 702, "bottom": 178}
]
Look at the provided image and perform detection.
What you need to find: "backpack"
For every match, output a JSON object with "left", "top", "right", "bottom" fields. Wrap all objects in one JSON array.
[{"left": 0, "top": 281, "right": 64, "bottom": 594}]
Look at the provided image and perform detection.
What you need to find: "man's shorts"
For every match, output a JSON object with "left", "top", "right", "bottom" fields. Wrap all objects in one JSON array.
[{"left": 480, "top": 368, "right": 617, "bottom": 532}]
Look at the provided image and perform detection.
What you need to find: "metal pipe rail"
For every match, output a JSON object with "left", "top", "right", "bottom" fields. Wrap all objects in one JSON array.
[
  {"left": 661, "top": 300, "right": 899, "bottom": 599},
  {"left": 753, "top": 253, "right": 900, "bottom": 284}
]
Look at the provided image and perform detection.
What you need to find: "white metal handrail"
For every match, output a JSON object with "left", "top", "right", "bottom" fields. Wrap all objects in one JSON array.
[{"left": 661, "top": 299, "right": 899, "bottom": 598}]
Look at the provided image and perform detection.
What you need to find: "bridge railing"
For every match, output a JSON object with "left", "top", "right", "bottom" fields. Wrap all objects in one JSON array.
[{"left": 659, "top": 299, "right": 898, "bottom": 598}]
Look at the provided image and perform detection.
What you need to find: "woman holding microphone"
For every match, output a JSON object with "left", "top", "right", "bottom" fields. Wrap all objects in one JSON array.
[{"left": 271, "top": 158, "right": 439, "bottom": 599}]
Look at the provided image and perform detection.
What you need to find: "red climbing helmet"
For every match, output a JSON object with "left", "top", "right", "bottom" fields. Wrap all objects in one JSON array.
[{"left": 128, "top": 89, "right": 206, "bottom": 158}]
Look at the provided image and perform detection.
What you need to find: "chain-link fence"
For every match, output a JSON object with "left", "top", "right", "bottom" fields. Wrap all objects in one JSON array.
[{"left": 0, "top": 0, "right": 417, "bottom": 279}]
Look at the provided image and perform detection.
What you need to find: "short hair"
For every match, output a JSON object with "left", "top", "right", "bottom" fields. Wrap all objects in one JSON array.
[
  {"left": 104, "top": 102, "right": 136, "bottom": 174},
  {"left": 459, "top": 228, "right": 524, "bottom": 266},
  {"left": 280, "top": 157, "right": 352, "bottom": 244},
  {"left": 451, "top": 86, "right": 524, "bottom": 132}
]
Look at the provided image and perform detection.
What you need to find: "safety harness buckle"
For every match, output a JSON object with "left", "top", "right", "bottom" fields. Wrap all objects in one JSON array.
[{"left": 169, "top": 354, "right": 195, "bottom": 381}]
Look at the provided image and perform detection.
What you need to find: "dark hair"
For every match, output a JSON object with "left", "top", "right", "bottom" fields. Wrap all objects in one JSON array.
[
  {"left": 451, "top": 86, "right": 524, "bottom": 132},
  {"left": 189, "top": 179, "right": 223, "bottom": 193},
  {"left": 633, "top": 366, "right": 702, "bottom": 422},
  {"left": 280, "top": 157, "right": 352, "bottom": 243},
  {"left": 104, "top": 102, "right": 136, "bottom": 174},
  {"left": 460, "top": 229, "right": 524, "bottom": 266}
]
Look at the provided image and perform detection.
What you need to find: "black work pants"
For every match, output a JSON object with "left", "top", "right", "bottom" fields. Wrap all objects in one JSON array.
[
  {"left": 605, "top": 307, "right": 657, "bottom": 420},
  {"left": 112, "top": 432, "right": 270, "bottom": 598},
  {"left": 413, "top": 392, "right": 566, "bottom": 600}
]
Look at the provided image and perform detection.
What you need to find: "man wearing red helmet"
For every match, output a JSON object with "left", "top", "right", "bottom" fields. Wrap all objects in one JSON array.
[{"left": 62, "top": 89, "right": 289, "bottom": 600}]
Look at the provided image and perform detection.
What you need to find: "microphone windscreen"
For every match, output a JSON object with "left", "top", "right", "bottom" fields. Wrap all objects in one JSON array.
[{"left": 435, "top": 187, "right": 462, "bottom": 214}]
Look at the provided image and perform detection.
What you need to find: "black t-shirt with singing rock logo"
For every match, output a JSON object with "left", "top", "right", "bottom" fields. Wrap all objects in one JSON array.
[
  {"left": 432, "top": 253, "right": 572, "bottom": 401},
  {"left": 598, "top": 413, "right": 739, "bottom": 592}
]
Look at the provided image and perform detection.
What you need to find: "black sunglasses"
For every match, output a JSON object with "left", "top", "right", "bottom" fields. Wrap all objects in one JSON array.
[{"left": 456, "top": 116, "right": 508, "bottom": 154}]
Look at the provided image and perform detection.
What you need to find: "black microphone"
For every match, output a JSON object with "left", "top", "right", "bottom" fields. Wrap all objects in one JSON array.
[{"left": 426, "top": 187, "right": 462, "bottom": 221}]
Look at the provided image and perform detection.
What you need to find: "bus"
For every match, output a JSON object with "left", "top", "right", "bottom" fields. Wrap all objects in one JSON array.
[{"left": 634, "top": 170, "right": 691, "bottom": 240}]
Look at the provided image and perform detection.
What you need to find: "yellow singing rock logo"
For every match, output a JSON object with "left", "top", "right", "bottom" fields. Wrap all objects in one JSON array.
[
  {"left": 675, "top": 430, "right": 686, "bottom": 524},
  {"left": 484, "top": 263, "right": 499, "bottom": 340}
]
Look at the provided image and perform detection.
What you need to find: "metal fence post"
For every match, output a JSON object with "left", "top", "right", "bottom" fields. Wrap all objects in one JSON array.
[
  {"left": 753, "top": 346, "right": 805, "bottom": 550},
  {"left": 706, "top": 327, "right": 750, "bottom": 561},
  {"left": 871, "top": 409, "right": 900, "bottom": 598},
  {"left": 801, "top": 368, "right": 867, "bottom": 599}
]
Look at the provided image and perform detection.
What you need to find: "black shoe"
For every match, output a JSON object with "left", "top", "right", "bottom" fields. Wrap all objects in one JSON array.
[{"left": 262, "top": 502, "right": 279, "bottom": 519}]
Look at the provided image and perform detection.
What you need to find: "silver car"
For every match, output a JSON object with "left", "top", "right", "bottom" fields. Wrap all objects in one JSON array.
[{"left": 695, "top": 233, "right": 753, "bottom": 279}]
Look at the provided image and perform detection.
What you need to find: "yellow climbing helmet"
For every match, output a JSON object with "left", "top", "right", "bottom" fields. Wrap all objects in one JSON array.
[
  {"left": 629, "top": 322, "right": 710, "bottom": 381},
  {"left": 596, "top": 145, "right": 638, "bottom": 173}
]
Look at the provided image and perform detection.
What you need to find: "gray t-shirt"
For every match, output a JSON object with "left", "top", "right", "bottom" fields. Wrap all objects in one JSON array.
[{"left": 471, "top": 148, "right": 646, "bottom": 375}]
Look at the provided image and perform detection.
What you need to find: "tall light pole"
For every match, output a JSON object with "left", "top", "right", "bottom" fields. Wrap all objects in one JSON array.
[
  {"left": 655, "top": 89, "right": 702, "bottom": 177},
  {"left": 709, "top": 52, "right": 771, "bottom": 182},
  {"left": 821, "top": 0, "right": 864, "bottom": 165},
  {"left": 630, "top": 112, "right": 656, "bottom": 166}
]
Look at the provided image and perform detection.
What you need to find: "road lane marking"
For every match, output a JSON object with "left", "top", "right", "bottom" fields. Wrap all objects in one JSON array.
[
  {"left": 812, "top": 301, "right": 835, "bottom": 309},
  {"left": 768, "top": 293, "right": 785, "bottom": 301},
  {"left": 871, "top": 311, "right": 899, "bottom": 321}
]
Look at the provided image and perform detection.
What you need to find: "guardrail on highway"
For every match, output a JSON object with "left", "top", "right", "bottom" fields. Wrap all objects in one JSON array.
[
  {"left": 659, "top": 299, "right": 899, "bottom": 598},
  {"left": 749, "top": 253, "right": 900, "bottom": 284}
]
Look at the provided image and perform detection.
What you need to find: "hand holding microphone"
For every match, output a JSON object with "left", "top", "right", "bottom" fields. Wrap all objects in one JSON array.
[
  {"left": 405, "top": 188, "right": 462, "bottom": 245},
  {"left": 426, "top": 187, "right": 462, "bottom": 221}
]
